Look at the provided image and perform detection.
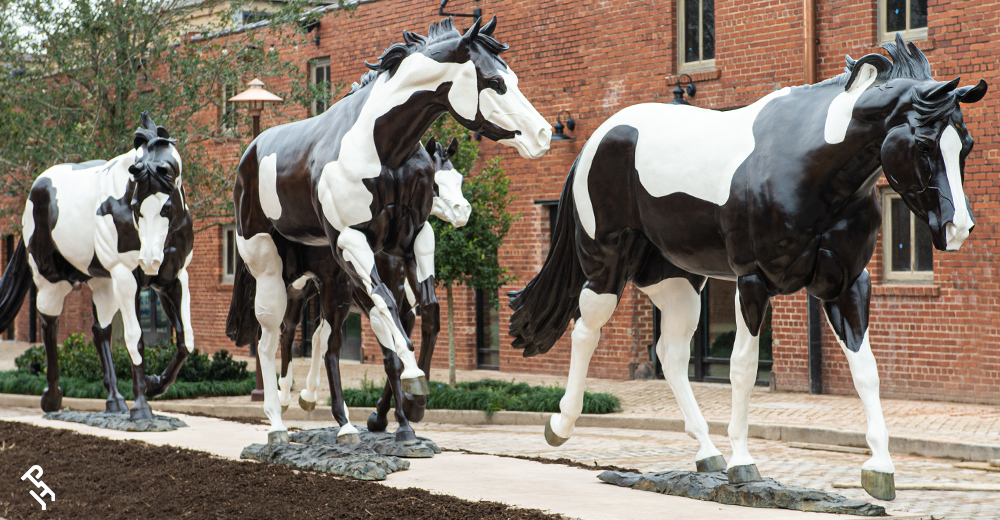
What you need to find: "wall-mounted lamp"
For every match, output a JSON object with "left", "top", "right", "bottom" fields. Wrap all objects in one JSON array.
[
  {"left": 440, "top": 0, "right": 482, "bottom": 21},
  {"left": 551, "top": 110, "right": 576, "bottom": 141},
  {"left": 669, "top": 73, "right": 697, "bottom": 105}
]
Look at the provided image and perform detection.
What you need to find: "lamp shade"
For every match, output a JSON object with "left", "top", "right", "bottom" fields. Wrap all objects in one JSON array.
[{"left": 228, "top": 78, "right": 283, "bottom": 104}]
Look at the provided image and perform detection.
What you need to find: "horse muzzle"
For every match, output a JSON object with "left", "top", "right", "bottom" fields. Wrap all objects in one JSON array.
[{"left": 138, "top": 255, "right": 162, "bottom": 276}]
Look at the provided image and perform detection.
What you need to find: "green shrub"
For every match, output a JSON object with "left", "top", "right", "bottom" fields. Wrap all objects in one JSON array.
[
  {"left": 0, "top": 369, "right": 256, "bottom": 400},
  {"left": 15, "top": 334, "right": 249, "bottom": 383},
  {"left": 339, "top": 377, "right": 621, "bottom": 417}
]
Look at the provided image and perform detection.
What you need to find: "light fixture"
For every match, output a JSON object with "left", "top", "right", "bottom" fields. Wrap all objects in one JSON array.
[
  {"left": 551, "top": 110, "right": 575, "bottom": 141},
  {"left": 228, "top": 78, "right": 283, "bottom": 138},
  {"left": 668, "top": 73, "right": 697, "bottom": 105}
]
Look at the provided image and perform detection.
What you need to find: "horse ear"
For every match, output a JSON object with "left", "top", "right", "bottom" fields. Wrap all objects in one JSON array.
[
  {"left": 424, "top": 136, "right": 437, "bottom": 156},
  {"left": 925, "top": 77, "right": 961, "bottom": 99},
  {"left": 447, "top": 137, "right": 459, "bottom": 159},
  {"left": 402, "top": 30, "right": 426, "bottom": 46},
  {"left": 156, "top": 126, "right": 170, "bottom": 139},
  {"left": 482, "top": 15, "right": 497, "bottom": 37},
  {"left": 133, "top": 134, "right": 147, "bottom": 150},
  {"left": 462, "top": 17, "right": 482, "bottom": 45},
  {"left": 956, "top": 79, "right": 988, "bottom": 104},
  {"left": 844, "top": 53, "right": 891, "bottom": 91},
  {"left": 139, "top": 111, "right": 154, "bottom": 130}
]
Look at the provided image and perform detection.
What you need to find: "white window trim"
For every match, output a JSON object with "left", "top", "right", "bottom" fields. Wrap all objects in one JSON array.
[
  {"left": 878, "top": 0, "right": 928, "bottom": 43},
  {"left": 881, "top": 190, "right": 934, "bottom": 283},
  {"left": 678, "top": 0, "right": 716, "bottom": 73},
  {"left": 310, "top": 57, "right": 331, "bottom": 117},
  {"left": 222, "top": 223, "right": 237, "bottom": 284},
  {"left": 220, "top": 83, "right": 238, "bottom": 133}
]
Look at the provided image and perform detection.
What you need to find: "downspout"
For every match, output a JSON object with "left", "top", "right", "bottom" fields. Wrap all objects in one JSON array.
[
  {"left": 804, "top": 0, "right": 822, "bottom": 395},
  {"left": 804, "top": 0, "right": 817, "bottom": 84}
]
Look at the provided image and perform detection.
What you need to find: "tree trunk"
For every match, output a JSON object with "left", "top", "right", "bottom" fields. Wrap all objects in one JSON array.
[{"left": 447, "top": 283, "right": 456, "bottom": 386}]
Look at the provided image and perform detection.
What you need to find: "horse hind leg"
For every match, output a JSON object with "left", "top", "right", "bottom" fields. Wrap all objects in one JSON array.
[
  {"left": 298, "top": 317, "right": 327, "bottom": 412},
  {"left": 28, "top": 257, "right": 73, "bottom": 413},
  {"left": 727, "top": 279, "right": 769, "bottom": 484},
  {"left": 546, "top": 282, "right": 619, "bottom": 445},
  {"left": 639, "top": 277, "right": 725, "bottom": 472},
  {"left": 279, "top": 288, "right": 307, "bottom": 412}
]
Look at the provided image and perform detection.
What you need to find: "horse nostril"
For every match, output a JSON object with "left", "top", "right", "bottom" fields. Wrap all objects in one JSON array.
[{"left": 539, "top": 127, "right": 551, "bottom": 142}]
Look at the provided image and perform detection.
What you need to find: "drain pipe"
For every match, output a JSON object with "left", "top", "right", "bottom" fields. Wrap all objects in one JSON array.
[{"left": 804, "top": 0, "right": 817, "bottom": 84}]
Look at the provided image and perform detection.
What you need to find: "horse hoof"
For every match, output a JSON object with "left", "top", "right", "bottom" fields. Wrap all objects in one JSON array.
[
  {"left": 727, "top": 464, "right": 762, "bottom": 484},
  {"left": 696, "top": 455, "right": 727, "bottom": 472},
  {"left": 401, "top": 375, "right": 430, "bottom": 396},
  {"left": 106, "top": 398, "right": 128, "bottom": 414},
  {"left": 298, "top": 396, "right": 316, "bottom": 412},
  {"left": 367, "top": 412, "right": 388, "bottom": 433},
  {"left": 544, "top": 416, "right": 570, "bottom": 447},
  {"left": 40, "top": 386, "right": 63, "bottom": 413},
  {"left": 861, "top": 469, "right": 896, "bottom": 501},
  {"left": 395, "top": 427, "right": 416, "bottom": 442},
  {"left": 144, "top": 375, "right": 166, "bottom": 399},
  {"left": 268, "top": 431, "right": 289, "bottom": 445},
  {"left": 337, "top": 433, "right": 361, "bottom": 445},
  {"left": 129, "top": 406, "right": 154, "bottom": 422}
]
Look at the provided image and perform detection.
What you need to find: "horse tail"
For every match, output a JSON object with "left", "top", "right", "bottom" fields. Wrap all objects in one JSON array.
[
  {"left": 0, "top": 239, "right": 32, "bottom": 334},
  {"left": 508, "top": 157, "right": 587, "bottom": 357},
  {"left": 225, "top": 254, "right": 259, "bottom": 347}
]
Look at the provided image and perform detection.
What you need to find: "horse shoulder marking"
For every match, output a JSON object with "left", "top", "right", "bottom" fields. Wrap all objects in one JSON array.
[
  {"left": 824, "top": 63, "right": 879, "bottom": 144},
  {"left": 45, "top": 164, "right": 101, "bottom": 275},
  {"left": 258, "top": 153, "right": 282, "bottom": 220}
]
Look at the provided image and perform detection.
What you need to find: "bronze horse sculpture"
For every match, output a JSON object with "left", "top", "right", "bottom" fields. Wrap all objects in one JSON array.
[
  {"left": 0, "top": 113, "right": 195, "bottom": 420},
  {"left": 227, "top": 17, "right": 549, "bottom": 444},
  {"left": 509, "top": 36, "right": 987, "bottom": 500}
]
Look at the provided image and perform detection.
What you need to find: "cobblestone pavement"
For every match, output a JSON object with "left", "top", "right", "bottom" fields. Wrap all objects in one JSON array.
[{"left": 282, "top": 419, "right": 1000, "bottom": 520}]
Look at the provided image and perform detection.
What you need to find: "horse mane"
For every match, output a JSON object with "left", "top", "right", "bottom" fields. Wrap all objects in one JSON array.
[
  {"left": 133, "top": 111, "right": 175, "bottom": 150},
  {"left": 345, "top": 17, "right": 508, "bottom": 98}
]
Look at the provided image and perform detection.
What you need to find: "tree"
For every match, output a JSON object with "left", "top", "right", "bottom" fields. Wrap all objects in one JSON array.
[
  {"left": 425, "top": 115, "right": 519, "bottom": 385},
  {"left": 0, "top": 0, "right": 349, "bottom": 233}
]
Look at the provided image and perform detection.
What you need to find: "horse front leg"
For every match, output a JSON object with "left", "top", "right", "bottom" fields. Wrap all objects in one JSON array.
[
  {"left": 279, "top": 286, "right": 307, "bottom": 412},
  {"left": 144, "top": 278, "right": 192, "bottom": 399},
  {"left": 318, "top": 292, "right": 359, "bottom": 443},
  {"left": 546, "top": 284, "right": 619, "bottom": 446},
  {"left": 335, "top": 228, "right": 426, "bottom": 395},
  {"left": 727, "top": 279, "right": 768, "bottom": 484},
  {"left": 298, "top": 315, "right": 327, "bottom": 412},
  {"left": 88, "top": 279, "right": 127, "bottom": 413},
  {"left": 824, "top": 270, "right": 894, "bottom": 500},
  {"left": 236, "top": 233, "right": 288, "bottom": 443},
  {"left": 639, "top": 278, "right": 725, "bottom": 472}
]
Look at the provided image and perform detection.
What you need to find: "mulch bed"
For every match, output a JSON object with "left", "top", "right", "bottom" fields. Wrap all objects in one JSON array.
[{"left": 0, "top": 420, "right": 561, "bottom": 520}]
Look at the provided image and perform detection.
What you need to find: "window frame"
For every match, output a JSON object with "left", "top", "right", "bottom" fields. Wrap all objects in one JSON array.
[
  {"left": 878, "top": 0, "right": 928, "bottom": 43},
  {"left": 222, "top": 223, "right": 237, "bottom": 284},
  {"left": 220, "top": 83, "right": 239, "bottom": 133},
  {"left": 678, "top": 0, "right": 716, "bottom": 73},
  {"left": 881, "top": 190, "right": 934, "bottom": 283},
  {"left": 309, "top": 57, "right": 331, "bottom": 117}
]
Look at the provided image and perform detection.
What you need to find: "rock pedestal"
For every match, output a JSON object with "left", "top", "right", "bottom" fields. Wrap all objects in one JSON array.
[
  {"left": 43, "top": 411, "right": 188, "bottom": 432},
  {"left": 290, "top": 426, "right": 441, "bottom": 458},
  {"left": 240, "top": 442, "right": 408, "bottom": 481}
]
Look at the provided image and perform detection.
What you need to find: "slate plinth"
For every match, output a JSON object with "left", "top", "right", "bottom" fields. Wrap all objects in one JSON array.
[
  {"left": 598, "top": 470, "right": 886, "bottom": 516},
  {"left": 43, "top": 411, "right": 188, "bottom": 432},
  {"left": 290, "top": 425, "right": 441, "bottom": 458},
  {"left": 240, "top": 442, "right": 409, "bottom": 480}
]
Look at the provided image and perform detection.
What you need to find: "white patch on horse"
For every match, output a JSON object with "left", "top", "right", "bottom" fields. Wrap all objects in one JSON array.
[
  {"left": 403, "top": 279, "right": 417, "bottom": 307},
  {"left": 88, "top": 278, "right": 117, "bottom": 328},
  {"left": 337, "top": 228, "right": 375, "bottom": 292},
  {"left": 26, "top": 255, "right": 73, "bottom": 317},
  {"left": 317, "top": 54, "right": 479, "bottom": 232},
  {"left": 137, "top": 192, "right": 170, "bottom": 275},
  {"left": 258, "top": 153, "right": 282, "bottom": 220},
  {"left": 21, "top": 199, "right": 34, "bottom": 246},
  {"left": 431, "top": 169, "right": 471, "bottom": 226},
  {"left": 727, "top": 289, "right": 761, "bottom": 469},
  {"left": 413, "top": 223, "right": 435, "bottom": 282},
  {"left": 290, "top": 273, "right": 315, "bottom": 291},
  {"left": 179, "top": 250, "right": 194, "bottom": 351},
  {"left": 824, "top": 63, "right": 879, "bottom": 144},
  {"left": 300, "top": 319, "right": 332, "bottom": 406},
  {"left": 45, "top": 164, "right": 101, "bottom": 275},
  {"left": 480, "top": 68, "right": 551, "bottom": 159},
  {"left": 941, "top": 125, "right": 973, "bottom": 250},
  {"left": 573, "top": 89, "right": 790, "bottom": 239}
]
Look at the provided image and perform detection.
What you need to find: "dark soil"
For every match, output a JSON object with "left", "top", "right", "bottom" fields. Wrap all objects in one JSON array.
[
  {"left": 445, "top": 448, "right": 641, "bottom": 473},
  {"left": 0, "top": 420, "right": 561, "bottom": 520}
]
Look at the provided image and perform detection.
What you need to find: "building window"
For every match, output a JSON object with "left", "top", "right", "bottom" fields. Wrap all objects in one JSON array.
[
  {"left": 222, "top": 224, "right": 237, "bottom": 283},
  {"left": 310, "top": 58, "right": 331, "bottom": 116},
  {"left": 476, "top": 288, "right": 501, "bottom": 370},
  {"left": 220, "top": 83, "right": 238, "bottom": 132},
  {"left": 880, "top": 0, "right": 927, "bottom": 42},
  {"left": 882, "top": 191, "right": 933, "bottom": 282},
  {"left": 679, "top": 0, "right": 715, "bottom": 71}
]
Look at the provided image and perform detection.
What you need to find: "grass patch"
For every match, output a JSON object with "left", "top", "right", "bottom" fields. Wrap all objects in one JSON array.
[
  {"left": 338, "top": 377, "right": 621, "bottom": 418},
  {"left": 0, "top": 369, "right": 257, "bottom": 400}
]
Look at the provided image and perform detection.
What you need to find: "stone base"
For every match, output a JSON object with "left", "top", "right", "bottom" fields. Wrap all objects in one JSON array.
[
  {"left": 290, "top": 426, "right": 440, "bottom": 458},
  {"left": 598, "top": 470, "right": 885, "bottom": 516},
  {"left": 241, "top": 442, "right": 408, "bottom": 481},
  {"left": 43, "top": 411, "right": 187, "bottom": 432}
]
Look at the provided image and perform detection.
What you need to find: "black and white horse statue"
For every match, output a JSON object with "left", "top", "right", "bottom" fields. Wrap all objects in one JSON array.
[
  {"left": 273, "top": 138, "right": 468, "bottom": 439},
  {"left": 509, "top": 36, "right": 987, "bottom": 500},
  {"left": 226, "top": 17, "right": 549, "bottom": 444},
  {"left": 0, "top": 113, "right": 195, "bottom": 420}
]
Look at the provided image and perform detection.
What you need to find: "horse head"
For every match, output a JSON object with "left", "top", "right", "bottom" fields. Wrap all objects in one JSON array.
[
  {"left": 128, "top": 112, "right": 182, "bottom": 275},
  {"left": 855, "top": 35, "right": 988, "bottom": 252},
  {"left": 425, "top": 136, "right": 470, "bottom": 227},
  {"left": 368, "top": 17, "right": 551, "bottom": 160}
]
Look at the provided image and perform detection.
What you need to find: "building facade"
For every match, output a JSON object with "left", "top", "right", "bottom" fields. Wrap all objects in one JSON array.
[{"left": 3, "top": 0, "right": 998, "bottom": 404}]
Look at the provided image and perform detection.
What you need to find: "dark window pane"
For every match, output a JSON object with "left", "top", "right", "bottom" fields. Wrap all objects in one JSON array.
[
  {"left": 702, "top": 0, "right": 715, "bottom": 60},
  {"left": 343, "top": 313, "right": 361, "bottom": 341},
  {"left": 685, "top": 0, "right": 700, "bottom": 62},
  {"left": 139, "top": 290, "right": 152, "bottom": 332},
  {"left": 155, "top": 295, "right": 170, "bottom": 332},
  {"left": 886, "top": 0, "right": 906, "bottom": 32},
  {"left": 225, "top": 229, "right": 234, "bottom": 276},
  {"left": 911, "top": 0, "right": 927, "bottom": 29},
  {"left": 890, "top": 198, "right": 911, "bottom": 271},
  {"left": 915, "top": 218, "right": 934, "bottom": 271}
]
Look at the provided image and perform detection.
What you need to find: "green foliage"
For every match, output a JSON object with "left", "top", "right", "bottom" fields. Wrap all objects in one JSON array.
[
  {"left": 0, "top": 369, "right": 256, "bottom": 400},
  {"left": 15, "top": 333, "right": 249, "bottom": 382},
  {"left": 0, "top": 0, "right": 353, "bottom": 232},
  {"left": 339, "top": 377, "right": 621, "bottom": 418}
]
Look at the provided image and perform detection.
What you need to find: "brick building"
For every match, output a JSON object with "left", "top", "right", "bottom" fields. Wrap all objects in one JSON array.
[{"left": 3, "top": 0, "right": 998, "bottom": 404}]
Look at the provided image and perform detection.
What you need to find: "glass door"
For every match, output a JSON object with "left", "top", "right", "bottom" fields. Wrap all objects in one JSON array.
[
  {"left": 475, "top": 289, "right": 500, "bottom": 370},
  {"left": 138, "top": 289, "right": 172, "bottom": 347},
  {"left": 686, "top": 279, "right": 772, "bottom": 385}
]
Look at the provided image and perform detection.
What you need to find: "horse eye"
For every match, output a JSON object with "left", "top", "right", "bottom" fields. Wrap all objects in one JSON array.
[
  {"left": 916, "top": 141, "right": 931, "bottom": 154},
  {"left": 487, "top": 77, "right": 506, "bottom": 94}
]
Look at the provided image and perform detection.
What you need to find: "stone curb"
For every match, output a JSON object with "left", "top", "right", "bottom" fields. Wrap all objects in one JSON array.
[{"left": 3, "top": 392, "right": 998, "bottom": 463}]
